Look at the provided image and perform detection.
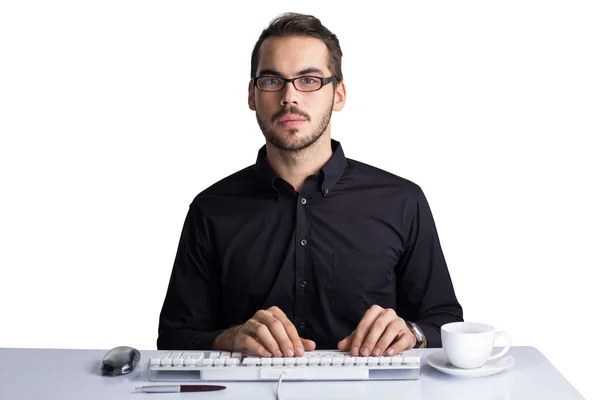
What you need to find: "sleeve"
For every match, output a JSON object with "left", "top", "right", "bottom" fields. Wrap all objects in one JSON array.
[
  {"left": 157, "top": 201, "right": 226, "bottom": 350},
  {"left": 395, "top": 185, "right": 464, "bottom": 348}
]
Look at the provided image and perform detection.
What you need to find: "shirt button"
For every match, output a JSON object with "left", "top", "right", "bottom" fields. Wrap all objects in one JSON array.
[
  {"left": 298, "top": 322, "right": 306, "bottom": 329},
  {"left": 300, "top": 197, "right": 307, "bottom": 205},
  {"left": 300, "top": 239, "right": 307, "bottom": 246},
  {"left": 323, "top": 188, "right": 329, "bottom": 196},
  {"left": 300, "top": 280, "right": 307, "bottom": 288}
]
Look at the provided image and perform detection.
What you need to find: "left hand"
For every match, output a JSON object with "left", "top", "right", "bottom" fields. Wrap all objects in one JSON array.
[{"left": 337, "top": 305, "right": 416, "bottom": 357}]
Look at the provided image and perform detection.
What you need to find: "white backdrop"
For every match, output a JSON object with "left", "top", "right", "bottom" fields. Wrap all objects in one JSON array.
[{"left": 1, "top": 1, "right": 598, "bottom": 398}]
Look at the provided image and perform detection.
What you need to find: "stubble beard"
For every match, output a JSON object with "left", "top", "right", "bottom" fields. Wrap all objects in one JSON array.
[{"left": 256, "top": 102, "right": 334, "bottom": 153}]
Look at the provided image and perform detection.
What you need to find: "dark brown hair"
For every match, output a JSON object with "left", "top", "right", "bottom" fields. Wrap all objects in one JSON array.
[{"left": 250, "top": 12, "right": 343, "bottom": 87}]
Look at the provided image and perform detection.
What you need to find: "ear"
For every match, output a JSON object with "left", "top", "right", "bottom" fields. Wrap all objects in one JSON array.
[
  {"left": 248, "top": 80, "right": 256, "bottom": 111},
  {"left": 333, "top": 80, "right": 346, "bottom": 112}
]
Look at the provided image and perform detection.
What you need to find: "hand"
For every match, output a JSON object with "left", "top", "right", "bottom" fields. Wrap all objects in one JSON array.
[
  {"left": 337, "top": 305, "right": 417, "bottom": 357},
  {"left": 213, "top": 306, "right": 316, "bottom": 358}
]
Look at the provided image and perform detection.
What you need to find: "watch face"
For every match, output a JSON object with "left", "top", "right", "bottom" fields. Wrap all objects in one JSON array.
[{"left": 410, "top": 322, "right": 424, "bottom": 341}]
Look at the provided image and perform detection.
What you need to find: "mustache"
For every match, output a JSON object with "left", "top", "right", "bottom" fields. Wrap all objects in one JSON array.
[{"left": 271, "top": 107, "right": 310, "bottom": 123}]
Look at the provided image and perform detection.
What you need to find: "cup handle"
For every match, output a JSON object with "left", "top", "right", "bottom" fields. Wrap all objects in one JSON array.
[{"left": 487, "top": 331, "right": 511, "bottom": 361}]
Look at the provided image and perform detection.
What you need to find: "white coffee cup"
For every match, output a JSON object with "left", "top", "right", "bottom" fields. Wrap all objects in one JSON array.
[{"left": 441, "top": 322, "right": 511, "bottom": 369}]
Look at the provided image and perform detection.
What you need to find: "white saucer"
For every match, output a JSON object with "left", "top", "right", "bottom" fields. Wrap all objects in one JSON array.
[{"left": 426, "top": 350, "right": 515, "bottom": 378}]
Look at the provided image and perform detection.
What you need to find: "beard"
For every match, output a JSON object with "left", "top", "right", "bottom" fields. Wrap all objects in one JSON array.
[{"left": 256, "top": 101, "right": 334, "bottom": 152}]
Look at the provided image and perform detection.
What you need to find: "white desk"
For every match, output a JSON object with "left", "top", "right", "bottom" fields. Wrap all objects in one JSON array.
[{"left": 0, "top": 346, "right": 584, "bottom": 399}]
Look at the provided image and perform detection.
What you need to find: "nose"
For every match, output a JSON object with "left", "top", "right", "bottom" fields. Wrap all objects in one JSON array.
[{"left": 279, "top": 81, "right": 300, "bottom": 107}]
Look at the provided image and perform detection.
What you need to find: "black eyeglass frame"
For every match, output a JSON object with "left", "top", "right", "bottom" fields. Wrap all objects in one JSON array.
[{"left": 252, "top": 76, "right": 335, "bottom": 92}]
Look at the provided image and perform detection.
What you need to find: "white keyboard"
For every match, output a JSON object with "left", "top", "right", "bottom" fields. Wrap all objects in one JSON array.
[{"left": 147, "top": 350, "right": 421, "bottom": 381}]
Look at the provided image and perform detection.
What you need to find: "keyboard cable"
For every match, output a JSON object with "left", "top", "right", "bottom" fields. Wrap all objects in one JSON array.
[{"left": 276, "top": 371, "right": 287, "bottom": 400}]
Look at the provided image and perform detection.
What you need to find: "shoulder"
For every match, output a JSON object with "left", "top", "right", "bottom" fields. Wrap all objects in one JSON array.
[
  {"left": 344, "top": 157, "right": 424, "bottom": 198},
  {"left": 188, "top": 164, "right": 258, "bottom": 212}
]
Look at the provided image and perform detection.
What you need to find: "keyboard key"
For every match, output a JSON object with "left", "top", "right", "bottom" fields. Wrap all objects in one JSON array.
[
  {"left": 296, "top": 357, "right": 308, "bottom": 365},
  {"left": 260, "top": 358, "right": 272, "bottom": 366},
  {"left": 160, "top": 357, "right": 172, "bottom": 367},
  {"left": 213, "top": 358, "right": 226, "bottom": 366},
  {"left": 225, "top": 358, "right": 239, "bottom": 366},
  {"left": 231, "top": 352, "right": 243, "bottom": 359},
  {"left": 150, "top": 358, "right": 161, "bottom": 366},
  {"left": 379, "top": 357, "right": 392, "bottom": 366},
  {"left": 391, "top": 356, "right": 404, "bottom": 365},
  {"left": 173, "top": 358, "right": 184, "bottom": 366},
  {"left": 242, "top": 357, "right": 260, "bottom": 366},
  {"left": 208, "top": 351, "right": 221, "bottom": 359},
  {"left": 343, "top": 356, "right": 356, "bottom": 366},
  {"left": 308, "top": 357, "right": 320, "bottom": 366},
  {"left": 367, "top": 357, "right": 379, "bottom": 366},
  {"left": 284, "top": 357, "right": 296, "bottom": 366},
  {"left": 321, "top": 356, "right": 332, "bottom": 365},
  {"left": 356, "top": 357, "right": 367, "bottom": 366},
  {"left": 201, "top": 359, "right": 213, "bottom": 366},
  {"left": 183, "top": 357, "right": 196, "bottom": 367},
  {"left": 272, "top": 358, "right": 284, "bottom": 366}
]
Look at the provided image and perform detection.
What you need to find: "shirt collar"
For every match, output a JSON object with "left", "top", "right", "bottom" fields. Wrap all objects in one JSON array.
[{"left": 253, "top": 139, "right": 347, "bottom": 199}]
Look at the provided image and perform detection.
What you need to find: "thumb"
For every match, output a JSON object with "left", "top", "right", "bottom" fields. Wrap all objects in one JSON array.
[
  {"left": 300, "top": 338, "right": 316, "bottom": 351},
  {"left": 337, "top": 335, "right": 352, "bottom": 351}
]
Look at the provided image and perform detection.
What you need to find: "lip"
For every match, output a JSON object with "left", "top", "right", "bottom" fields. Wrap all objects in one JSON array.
[
  {"left": 279, "top": 119, "right": 306, "bottom": 128},
  {"left": 278, "top": 116, "right": 307, "bottom": 123}
]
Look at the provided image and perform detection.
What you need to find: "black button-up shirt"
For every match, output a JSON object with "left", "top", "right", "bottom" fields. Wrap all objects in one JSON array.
[{"left": 157, "top": 140, "right": 463, "bottom": 350}]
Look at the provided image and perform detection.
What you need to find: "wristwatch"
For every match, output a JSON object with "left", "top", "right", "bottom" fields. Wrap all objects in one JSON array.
[{"left": 406, "top": 321, "right": 426, "bottom": 348}]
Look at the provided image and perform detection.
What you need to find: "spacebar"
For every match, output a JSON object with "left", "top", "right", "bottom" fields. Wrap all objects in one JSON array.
[{"left": 259, "top": 367, "right": 368, "bottom": 380}]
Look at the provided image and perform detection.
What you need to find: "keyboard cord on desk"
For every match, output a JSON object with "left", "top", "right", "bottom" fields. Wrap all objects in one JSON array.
[{"left": 276, "top": 371, "right": 286, "bottom": 400}]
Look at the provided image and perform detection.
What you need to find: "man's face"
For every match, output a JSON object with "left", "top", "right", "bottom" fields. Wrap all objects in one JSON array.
[{"left": 249, "top": 36, "right": 346, "bottom": 152}]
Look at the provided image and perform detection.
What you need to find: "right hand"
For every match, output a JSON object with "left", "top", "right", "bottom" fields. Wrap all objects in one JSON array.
[{"left": 214, "top": 306, "right": 316, "bottom": 358}]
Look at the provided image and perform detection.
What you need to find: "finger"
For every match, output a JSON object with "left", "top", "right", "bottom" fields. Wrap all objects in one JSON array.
[
  {"left": 362, "top": 309, "right": 400, "bottom": 356},
  {"left": 301, "top": 338, "right": 316, "bottom": 351},
  {"left": 235, "top": 328, "right": 272, "bottom": 358},
  {"left": 386, "top": 330, "right": 414, "bottom": 356},
  {"left": 373, "top": 320, "right": 404, "bottom": 356},
  {"left": 255, "top": 311, "right": 295, "bottom": 357},
  {"left": 337, "top": 331, "right": 355, "bottom": 351},
  {"left": 351, "top": 305, "right": 388, "bottom": 356},
  {"left": 246, "top": 318, "right": 282, "bottom": 357},
  {"left": 270, "top": 308, "right": 304, "bottom": 356}
]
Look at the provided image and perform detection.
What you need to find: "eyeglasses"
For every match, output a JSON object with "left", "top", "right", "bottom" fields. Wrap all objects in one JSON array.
[{"left": 253, "top": 76, "right": 334, "bottom": 92}]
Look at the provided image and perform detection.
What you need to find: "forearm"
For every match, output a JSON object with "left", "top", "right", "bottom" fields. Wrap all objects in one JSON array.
[
  {"left": 212, "top": 325, "right": 242, "bottom": 351},
  {"left": 415, "top": 314, "right": 462, "bottom": 348}
]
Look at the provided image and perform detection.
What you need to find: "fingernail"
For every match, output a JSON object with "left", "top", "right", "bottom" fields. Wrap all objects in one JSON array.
[
  {"left": 361, "top": 347, "right": 370, "bottom": 356},
  {"left": 351, "top": 346, "right": 359, "bottom": 356},
  {"left": 296, "top": 346, "right": 304, "bottom": 356},
  {"left": 264, "top": 351, "right": 272, "bottom": 358},
  {"left": 373, "top": 347, "right": 381, "bottom": 356},
  {"left": 276, "top": 349, "right": 283, "bottom": 357},
  {"left": 387, "top": 348, "right": 395, "bottom": 356},
  {"left": 286, "top": 348, "right": 294, "bottom": 357}
]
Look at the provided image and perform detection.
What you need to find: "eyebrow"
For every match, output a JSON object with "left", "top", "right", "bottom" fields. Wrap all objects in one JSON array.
[{"left": 257, "top": 67, "right": 325, "bottom": 77}]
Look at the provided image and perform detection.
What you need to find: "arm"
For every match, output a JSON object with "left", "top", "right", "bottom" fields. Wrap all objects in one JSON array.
[
  {"left": 395, "top": 185, "right": 463, "bottom": 348},
  {"left": 157, "top": 202, "right": 225, "bottom": 350}
]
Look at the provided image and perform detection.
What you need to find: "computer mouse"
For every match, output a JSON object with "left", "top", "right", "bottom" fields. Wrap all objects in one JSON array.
[{"left": 100, "top": 346, "right": 141, "bottom": 376}]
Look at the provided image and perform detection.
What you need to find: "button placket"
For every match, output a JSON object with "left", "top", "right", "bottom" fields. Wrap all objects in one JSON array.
[{"left": 294, "top": 192, "right": 311, "bottom": 331}]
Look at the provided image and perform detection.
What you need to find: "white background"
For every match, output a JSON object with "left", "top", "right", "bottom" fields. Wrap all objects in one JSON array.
[{"left": 1, "top": 1, "right": 598, "bottom": 398}]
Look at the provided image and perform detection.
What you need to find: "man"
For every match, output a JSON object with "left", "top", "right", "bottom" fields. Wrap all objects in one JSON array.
[{"left": 157, "top": 12, "right": 463, "bottom": 358}]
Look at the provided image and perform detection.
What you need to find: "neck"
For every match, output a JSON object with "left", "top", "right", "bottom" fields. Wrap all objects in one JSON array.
[{"left": 265, "top": 133, "right": 333, "bottom": 193}]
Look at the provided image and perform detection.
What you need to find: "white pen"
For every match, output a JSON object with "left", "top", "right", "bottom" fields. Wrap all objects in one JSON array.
[{"left": 135, "top": 384, "right": 226, "bottom": 393}]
